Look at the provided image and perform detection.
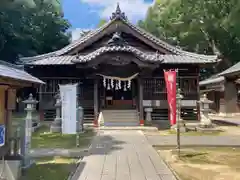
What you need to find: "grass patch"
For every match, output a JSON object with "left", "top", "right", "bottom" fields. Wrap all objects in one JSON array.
[
  {"left": 156, "top": 147, "right": 240, "bottom": 180},
  {"left": 32, "top": 125, "right": 96, "bottom": 149},
  {"left": 20, "top": 156, "right": 78, "bottom": 180}
]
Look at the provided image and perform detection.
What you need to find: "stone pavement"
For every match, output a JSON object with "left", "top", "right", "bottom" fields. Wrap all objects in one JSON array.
[
  {"left": 210, "top": 114, "right": 240, "bottom": 126},
  {"left": 30, "top": 148, "right": 88, "bottom": 158},
  {"left": 146, "top": 134, "right": 240, "bottom": 146},
  {"left": 71, "top": 130, "right": 176, "bottom": 180}
]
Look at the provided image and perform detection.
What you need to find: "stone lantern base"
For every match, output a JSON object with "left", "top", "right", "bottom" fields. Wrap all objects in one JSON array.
[
  {"left": 196, "top": 123, "right": 222, "bottom": 133},
  {"left": 50, "top": 118, "right": 62, "bottom": 133}
]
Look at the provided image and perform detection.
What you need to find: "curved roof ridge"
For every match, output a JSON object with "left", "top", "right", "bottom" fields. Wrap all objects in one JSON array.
[
  {"left": 72, "top": 45, "right": 162, "bottom": 63},
  {"left": 20, "top": 5, "right": 219, "bottom": 64},
  {"left": 20, "top": 20, "right": 113, "bottom": 62}
]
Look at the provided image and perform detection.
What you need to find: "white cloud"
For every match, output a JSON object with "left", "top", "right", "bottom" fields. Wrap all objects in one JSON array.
[
  {"left": 71, "top": 28, "right": 92, "bottom": 42},
  {"left": 80, "top": 0, "right": 154, "bottom": 22}
]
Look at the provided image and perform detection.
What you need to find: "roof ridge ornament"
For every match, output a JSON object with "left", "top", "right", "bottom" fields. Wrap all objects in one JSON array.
[
  {"left": 107, "top": 32, "right": 128, "bottom": 46},
  {"left": 110, "top": 3, "right": 127, "bottom": 20}
]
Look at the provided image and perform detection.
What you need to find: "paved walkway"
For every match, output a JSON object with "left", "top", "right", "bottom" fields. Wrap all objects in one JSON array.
[
  {"left": 146, "top": 134, "right": 240, "bottom": 146},
  {"left": 71, "top": 130, "right": 176, "bottom": 180},
  {"left": 210, "top": 115, "right": 240, "bottom": 126},
  {"left": 30, "top": 148, "right": 88, "bottom": 158}
]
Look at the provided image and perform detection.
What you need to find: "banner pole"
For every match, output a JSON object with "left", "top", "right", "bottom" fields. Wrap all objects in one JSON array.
[{"left": 176, "top": 69, "right": 180, "bottom": 157}]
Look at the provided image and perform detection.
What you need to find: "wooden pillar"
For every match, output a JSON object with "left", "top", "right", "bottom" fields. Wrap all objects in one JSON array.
[
  {"left": 93, "top": 79, "right": 99, "bottom": 127},
  {"left": 0, "top": 86, "right": 9, "bottom": 146},
  {"left": 196, "top": 67, "right": 200, "bottom": 121},
  {"left": 39, "top": 85, "right": 44, "bottom": 121},
  {"left": 224, "top": 80, "right": 238, "bottom": 113},
  {"left": 138, "top": 78, "right": 144, "bottom": 126}
]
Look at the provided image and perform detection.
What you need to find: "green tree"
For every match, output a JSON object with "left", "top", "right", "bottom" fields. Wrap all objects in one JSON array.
[
  {"left": 0, "top": 0, "right": 70, "bottom": 62},
  {"left": 139, "top": 0, "right": 240, "bottom": 78},
  {"left": 97, "top": 19, "right": 107, "bottom": 27}
]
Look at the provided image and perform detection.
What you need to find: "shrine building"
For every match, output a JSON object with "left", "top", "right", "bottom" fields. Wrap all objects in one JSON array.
[{"left": 20, "top": 4, "right": 220, "bottom": 126}]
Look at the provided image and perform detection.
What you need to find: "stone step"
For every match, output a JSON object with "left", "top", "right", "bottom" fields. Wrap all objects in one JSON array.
[
  {"left": 104, "top": 122, "right": 139, "bottom": 126},
  {"left": 103, "top": 115, "right": 138, "bottom": 120},
  {"left": 102, "top": 110, "right": 139, "bottom": 126},
  {"left": 103, "top": 119, "right": 138, "bottom": 123},
  {"left": 102, "top": 116, "right": 138, "bottom": 120},
  {"left": 103, "top": 110, "right": 137, "bottom": 113}
]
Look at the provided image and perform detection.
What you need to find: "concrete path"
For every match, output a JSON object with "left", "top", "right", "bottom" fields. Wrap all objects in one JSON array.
[
  {"left": 30, "top": 148, "right": 88, "bottom": 158},
  {"left": 71, "top": 130, "right": 176, "bottom": 180},
  {"left": 210, "top": 115, "right": 240, "bottom": 126},
  {"left": 146, "top": 134, "right": 240, "bottom": 146}
]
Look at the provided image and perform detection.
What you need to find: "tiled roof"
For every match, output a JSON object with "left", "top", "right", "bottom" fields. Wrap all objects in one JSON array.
[
  {"left": 20, "top": 9, "right": 219, "bottom": 64},
  {"left": 0, "top": 60, "right": 44, "bottom": 84},
  {"left": 200, "top": 61, "right": 240, "bottom": 86},
  {"left": 218, "top": 61, "right": 240, "bottom": 76},
  {"left": 26, "top": 45, "right": 217, "bottom": 65},
  {"left": 30, "top": 56, "right": 76, "bottom": 65},
  {"left": 199, "top": 75, "right": 225, "bottom": 86}
]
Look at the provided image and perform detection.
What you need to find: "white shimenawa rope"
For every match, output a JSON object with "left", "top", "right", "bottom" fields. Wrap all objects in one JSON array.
[{"left": 97, "top": 73, "right": 139, "bottom": 81}]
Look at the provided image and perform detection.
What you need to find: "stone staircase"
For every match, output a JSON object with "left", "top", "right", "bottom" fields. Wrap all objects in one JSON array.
[{"left": 102, "top": 109, "right": 139, "bottom": 126}]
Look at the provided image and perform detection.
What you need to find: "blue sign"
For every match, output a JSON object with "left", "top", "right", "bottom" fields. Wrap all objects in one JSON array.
[{"left": 0, "top": 125, "right": 5, "bottom": 147}]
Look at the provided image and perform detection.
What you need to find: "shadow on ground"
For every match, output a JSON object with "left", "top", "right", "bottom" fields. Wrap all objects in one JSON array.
[{"left": 87, "top": 132, "right": 126, "bottom": 155}]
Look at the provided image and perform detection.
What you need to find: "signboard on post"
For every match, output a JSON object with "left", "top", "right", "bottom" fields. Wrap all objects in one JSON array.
[
  {"left": 60, "top": 84, "right": 77, "bottom": 134},
  {"left": 0, "top": 125, "right": 5, "bottom": 147}
]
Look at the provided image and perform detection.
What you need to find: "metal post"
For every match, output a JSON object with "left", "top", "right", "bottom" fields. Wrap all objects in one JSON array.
[
  {"left": 176, "top": 69, "right": 180, "bottom": 157},
  {"left": 176, "top": 88, "right": 181, "bottom": 157}
]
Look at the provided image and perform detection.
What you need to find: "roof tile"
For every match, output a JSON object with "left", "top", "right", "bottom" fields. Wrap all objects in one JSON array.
[{"left": 0, "top": 61, "right": 44, "bottom": 84}]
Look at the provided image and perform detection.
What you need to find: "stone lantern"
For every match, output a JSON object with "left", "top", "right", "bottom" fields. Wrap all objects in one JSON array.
[
  {"left": 198, "top": 94, "right": 213, "bottom": 127},
  {"left": 22, "top": 93, "right": 38, "bottom": 168},
  {"left": 145, "top": 108, "right": 153, "bottom": 125},
  {"left": 50, "top": 93, "right": 62, "bottom": 133}
]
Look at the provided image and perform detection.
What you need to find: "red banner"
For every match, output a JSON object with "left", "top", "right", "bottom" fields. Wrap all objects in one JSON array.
[{"left": 164, "top": 70, "right": 177, "bottom": 125}]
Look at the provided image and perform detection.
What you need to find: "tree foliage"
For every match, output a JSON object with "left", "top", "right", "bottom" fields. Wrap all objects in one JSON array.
[
  {"left": 97, "top": 19, "right": 107, "bottom": 27},
  {"left": 0, "top": 0, "right": 70, "bottom": 62},
  {"left": 139, "top": 0, "right": 240, "bottom": 78}
]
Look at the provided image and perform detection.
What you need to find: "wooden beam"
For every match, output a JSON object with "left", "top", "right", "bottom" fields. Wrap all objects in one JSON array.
[
  {"left": 93, "top": 79, "right": 99, "bottom": 126},
  {"left": 0, "top": 77, "right": 33, "bottom": 87},
  {"left": 138, "top": 77, "right": 144, "bottom": 125}
]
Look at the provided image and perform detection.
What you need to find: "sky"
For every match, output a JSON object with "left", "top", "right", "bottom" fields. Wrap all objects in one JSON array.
[{"left": 62, "top": 0, "right": 155, "bottom": 36}]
